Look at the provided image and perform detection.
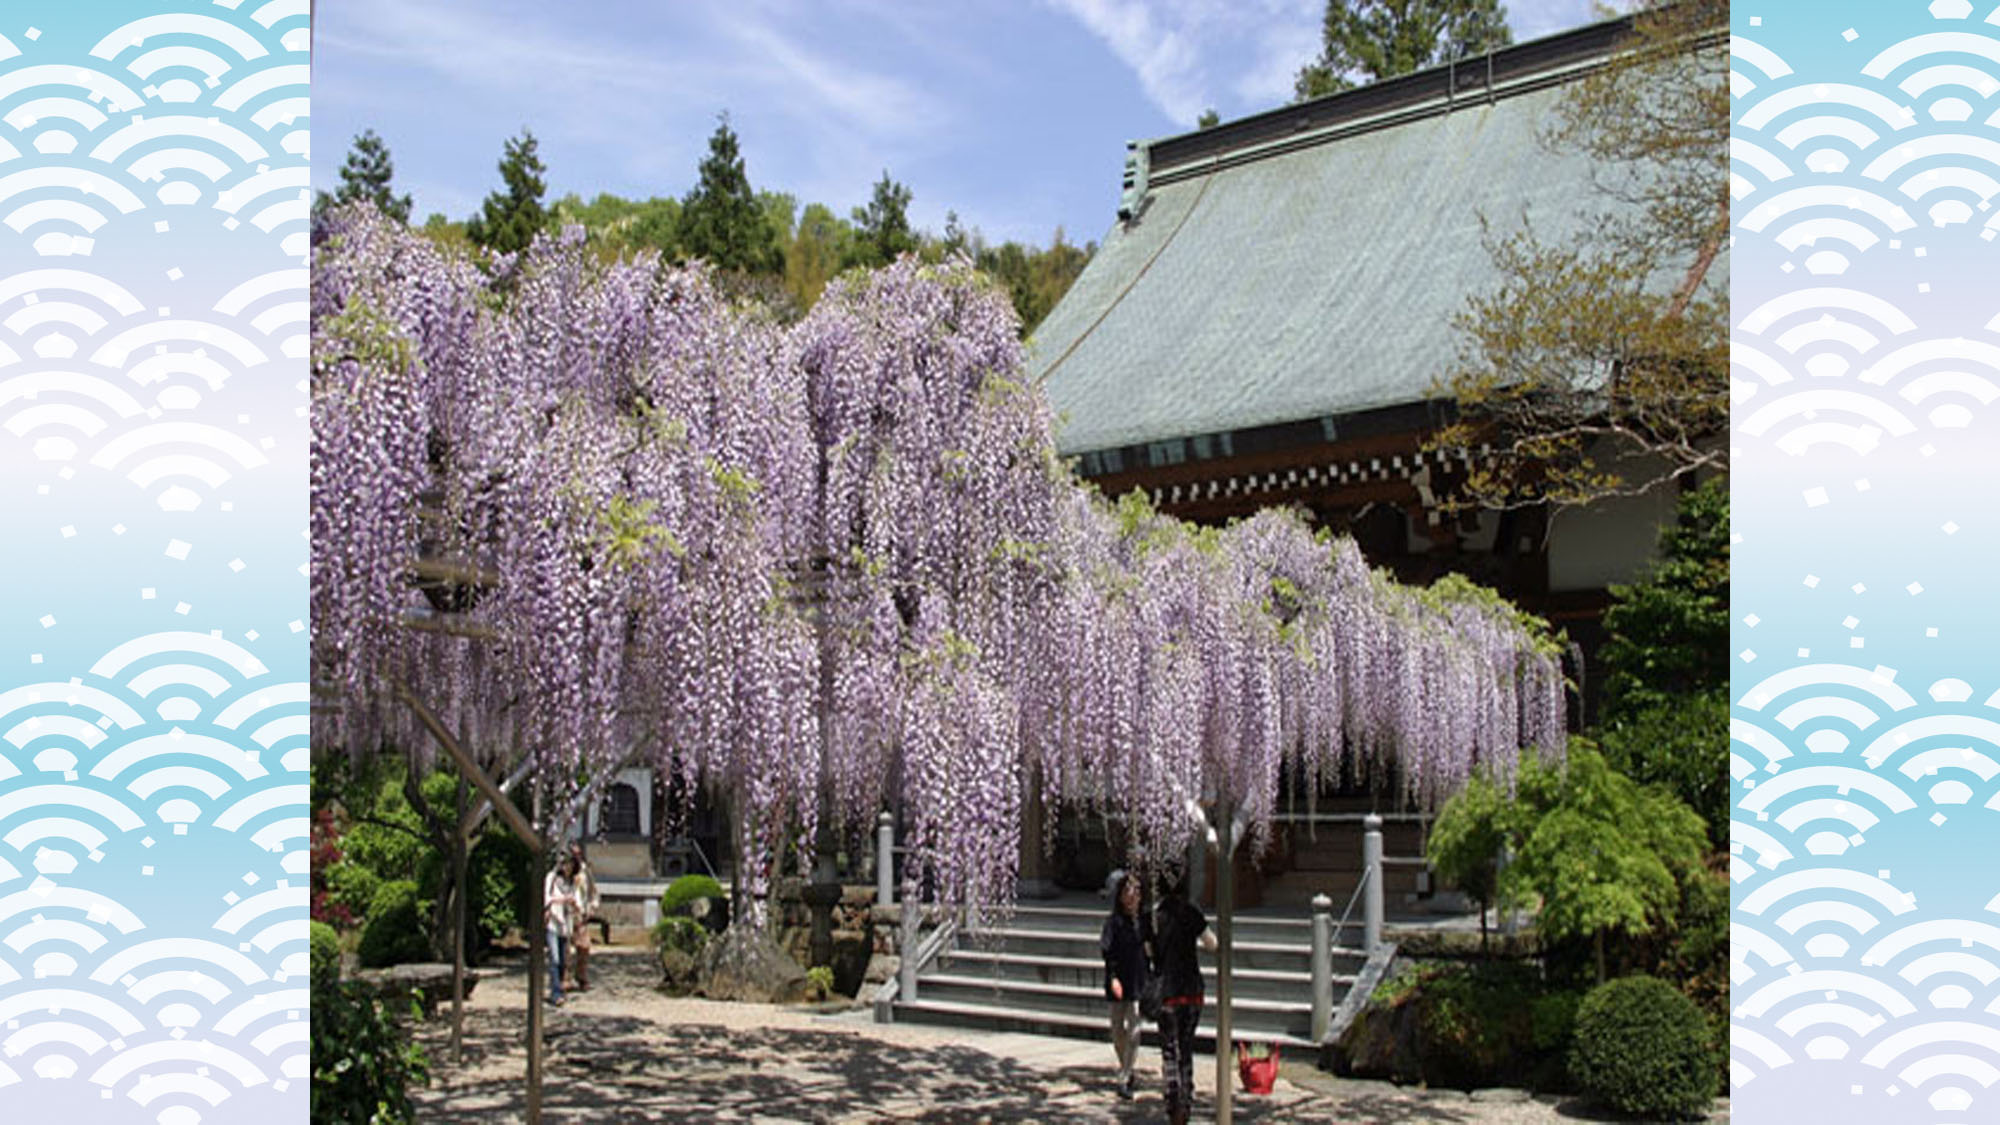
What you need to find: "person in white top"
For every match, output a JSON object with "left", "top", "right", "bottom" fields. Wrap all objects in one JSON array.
[
  {"left": 569, "top": 842, "right": 600, "bottom": 991},
  {"left": 543, "top": 855, "right": 578, "bottom": 1006}
]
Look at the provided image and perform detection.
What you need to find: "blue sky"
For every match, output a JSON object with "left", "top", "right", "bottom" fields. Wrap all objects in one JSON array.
[{"left": 312, "top": 0, "right": 1606, "bottom": 249}]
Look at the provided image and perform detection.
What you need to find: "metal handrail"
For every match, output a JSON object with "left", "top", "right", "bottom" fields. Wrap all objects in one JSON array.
[{"left": 1328, "top": 862, "right": 1372, "bottom": 940}]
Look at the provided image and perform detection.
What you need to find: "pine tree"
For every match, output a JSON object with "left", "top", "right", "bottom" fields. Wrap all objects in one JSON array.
[
  {"left": 846, "top": 171, "right": 915, "bottom": 270},
  {"left": 466, "top": 129, "right": 548, "bottom": 255},
  {"left": 328, "top": 129, "right": 411, "bottom": 223},
  {"left": 677, "top": 115, "right": 784, "bottom": 275},
  {"left": 1294, "top": 0, "right": 1512, "bottom": 100}
]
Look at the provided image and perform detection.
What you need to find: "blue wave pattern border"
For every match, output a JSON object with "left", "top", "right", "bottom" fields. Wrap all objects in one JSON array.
[
  {"left": 0, "top": 3, "right": 308, "bottom": 1123},
  {"left": 1733, "top": 3, "right": 2000, "bottom": 1121}
]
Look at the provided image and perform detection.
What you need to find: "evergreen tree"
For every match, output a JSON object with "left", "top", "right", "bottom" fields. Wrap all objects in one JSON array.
[
  {"left": 1294, "top": 0, "right": 1512, "bottom": 100},
  {"left": 326, "top": 129, "right": 411, "bottom": 223},
  {"left": 466, "top": 129, "right": 548, "bottom": 255},
  {"left": 846, "top": 171, "right": 916, "bottom": 270},
  {"left": 678, "top": 115, "right": 784, "bottom": 274}
]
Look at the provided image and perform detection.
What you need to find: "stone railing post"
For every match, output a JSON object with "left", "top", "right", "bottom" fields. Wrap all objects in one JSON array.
[
  {"left": 898, "top": 901, "right": 918, "bottom": 1002},
  {"left": 1311, "top": 892, "right": 1333, "bottom": 1042},
  {"left": 877, "top": 811, "right": 896, "bottom": 908},
  {"left": 1363, "top": 813, "right": 1383, "bottom": 955}
]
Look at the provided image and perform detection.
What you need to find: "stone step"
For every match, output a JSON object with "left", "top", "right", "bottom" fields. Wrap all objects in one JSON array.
[
  {"left": 892, "top": 996, "right": 1319, "bottom": 1051},
  {"left": 918, "top": 972, "right": 1319, "bottom": 1040},
  {"left": 956, "top": 926, "right": 1346, "bottom": 975},
  {"left": 998, "top": 904, "right": 1318, "bottom": 946},
  {"left": 936, "top": 947, "right": 1359, "bottom": 1003}
]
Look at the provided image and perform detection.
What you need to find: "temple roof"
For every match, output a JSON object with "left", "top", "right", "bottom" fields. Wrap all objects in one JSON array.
[{"left": 1031, "top": 15, "right": 1707, "bottom": 459}]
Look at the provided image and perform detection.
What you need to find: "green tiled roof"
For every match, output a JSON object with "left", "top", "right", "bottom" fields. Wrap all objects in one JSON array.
[{"left": 1031, "top": 19, "right": 1702, "bottom": 458}]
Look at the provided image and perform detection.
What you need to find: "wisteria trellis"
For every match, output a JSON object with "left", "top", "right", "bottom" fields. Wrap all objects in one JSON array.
[{"left": 309, "top": 207, "right": 1568, "bottom": 921}]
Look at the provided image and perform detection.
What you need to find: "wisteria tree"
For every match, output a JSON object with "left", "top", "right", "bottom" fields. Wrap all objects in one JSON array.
[{"left": 311, "top": 199, "right": 1568, "bottom": 948}]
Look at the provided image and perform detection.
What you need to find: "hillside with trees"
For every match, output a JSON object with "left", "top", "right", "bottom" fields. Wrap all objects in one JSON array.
[{"left": 337, "top": 119, "right": 1093, "bottom": 338}]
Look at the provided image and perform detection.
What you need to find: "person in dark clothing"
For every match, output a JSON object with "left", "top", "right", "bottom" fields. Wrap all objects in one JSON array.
[
  {"left": 1148, "top": 871, "right": 1216, "bottom": 1125},
  {"left": 1099, "top": 870, "right": 1148, "bottom": 1100}
]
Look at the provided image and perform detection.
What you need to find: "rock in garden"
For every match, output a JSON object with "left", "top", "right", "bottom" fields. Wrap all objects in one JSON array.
[{"left": 696, "top": 925, "right": 810, "bottom": 1003}]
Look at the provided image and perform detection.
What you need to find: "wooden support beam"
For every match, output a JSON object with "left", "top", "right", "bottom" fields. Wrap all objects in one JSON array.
[{"left": 397, "top": 684, "right": 540, "bottom": 851}]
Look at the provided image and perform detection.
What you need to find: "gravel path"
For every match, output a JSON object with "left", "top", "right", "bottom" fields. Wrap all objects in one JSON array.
[{"left": 409, "top": 944, "right": 1724, "bottom": 1123}]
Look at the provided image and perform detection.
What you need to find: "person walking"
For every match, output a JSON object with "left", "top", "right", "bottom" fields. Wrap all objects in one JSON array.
[
  {"left": 1099, "top": 870, "right": 1148, "bottom": 1100},
  {"left": 569, "top": 842, "right": 599, "bottom": 992},
  {"left": 543, "top": 854, "right": 578, "bottom": 1007},
  {"left": 1149, "top": 871, "right": 1217, "bottom": 1125}
]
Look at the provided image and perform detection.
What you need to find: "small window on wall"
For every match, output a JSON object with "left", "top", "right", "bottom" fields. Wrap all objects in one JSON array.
[{"left": 603, "top": 783, "right": 641, "bottom": 836}]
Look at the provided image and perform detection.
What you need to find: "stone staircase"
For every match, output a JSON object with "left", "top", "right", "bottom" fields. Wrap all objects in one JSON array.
[{"left": 889, "top": 900, "right": 1367, "bottom": 1050}]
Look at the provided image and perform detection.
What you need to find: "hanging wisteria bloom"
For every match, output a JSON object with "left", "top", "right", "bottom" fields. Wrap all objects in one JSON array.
[{"left": 311, "top": 205, "right": 1567, "bottom": 929}]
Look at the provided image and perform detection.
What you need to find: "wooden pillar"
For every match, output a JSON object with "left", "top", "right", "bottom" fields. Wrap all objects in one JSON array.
[
  {"left": 451, "top": 776, "right": 468, "bottom": 1066},
  {"left": 526, "top": 785, "right": 545, "bottom": 1124},
  {"left": 1215, "top": 792, "right": 1235, "bottom": 1125}
]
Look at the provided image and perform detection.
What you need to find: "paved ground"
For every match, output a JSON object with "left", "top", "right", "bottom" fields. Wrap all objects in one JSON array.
[{"left": 410, "top": 945, "right": 1724, "bottom": 1123}]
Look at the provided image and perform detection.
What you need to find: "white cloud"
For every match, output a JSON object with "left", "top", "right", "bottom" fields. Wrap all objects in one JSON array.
[
  {"left": 1050, "top": 0, "right": 1610, "bottom": 126},
  {"left": 1044, "top": 0, "right": 1319, "bottom": 126}
]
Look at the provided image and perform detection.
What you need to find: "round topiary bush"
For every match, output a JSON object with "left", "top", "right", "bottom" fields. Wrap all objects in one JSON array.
[
  {"left": 358, "top": 880, "right": 431, "bottom": 968},
  {"left": 659, "top": 873, "right": 724, "bottom": 917},
  {"left": 1570, "top": 975, "right": 1716, "bottom": 1120},
  {"left": 310, "top": 921, "right": 341, "bottom": 989}
]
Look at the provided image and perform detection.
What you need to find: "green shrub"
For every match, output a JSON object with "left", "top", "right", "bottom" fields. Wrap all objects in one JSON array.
[
  {"left": 311, "top": 979, "right": 429, "bottom": 1124},
  {"left": 1571, "top": 975, "right": 1716, "bottom": 1119},
  {"left": 651, "top": 915, "right": 710, "bottom": 956},
  {"left": 805, "top": 965, "right": 836, "bottom": 1000},
  {"left": 310, "top": 921, "right": 341, "bottom": 989},
  {"left": 358, "top": 880, "right": 431, "bottom": 968},
  {"left": 323, "top": 861, "right": 382, "bottom": 924},
  {"left": 1530, "top": 989, "right": 1582, "bottom": 1053},
  {"left": 659, "top": 873, "right": 724, "bottom": 917},
  {"left": 468, "top": 826, "right": 532, "bottom": 947}
]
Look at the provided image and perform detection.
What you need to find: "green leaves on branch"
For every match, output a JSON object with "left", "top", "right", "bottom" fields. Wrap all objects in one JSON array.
[{"left": 1428, "top": 743, "right": 1708, "bottom": 967}]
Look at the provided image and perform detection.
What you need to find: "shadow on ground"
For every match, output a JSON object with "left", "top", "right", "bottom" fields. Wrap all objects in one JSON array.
[
  {"left": 411, "top": 951, "right": 1488, "bottom": 1122},
  {"left": 416, "top": 1009, "right": 1347, "bottom": 1122}
]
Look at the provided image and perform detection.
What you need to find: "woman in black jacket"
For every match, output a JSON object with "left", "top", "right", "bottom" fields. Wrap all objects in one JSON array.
[
  {"left": 1099, "top": 870, "right": 1147, "bottom": 1100},
  {"left": 1149, "top": 871, "right": 1215, "bottom": 1125}
]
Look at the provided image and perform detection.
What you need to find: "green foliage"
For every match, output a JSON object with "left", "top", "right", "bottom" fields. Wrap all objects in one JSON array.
[
  {"left": 1529, "top": 989, "right": 1582, "bottom": 1053},
  {"left": 1599, "top": 478, "right": 1728, "bottom": 713},
  {"left": 325, "top": 129, "right": 412, "bottom": 223},
  {"left": 1425, "top": 768, "right": 1506, "bottom": 927},
  {"left": 974, "top": 230, "right": 1090, "bottom": 337},
  {"left": 650, "top": 915, "right": 710, "bottom": 956},
  {"left": 468, "top": 825, "right": 532, "bottom": 946},
  {"left": 1431, "top": 1, "right": 1727, "bottom": 507},
  {"left": 679, "top": 115, "right": 785, "bottom": 274},
  {"left": 358, "top": 880, "right": 431, "bottom": 968},
  {"left": 1295, "top": 0, "right": 1512, "bottom": 100},
  {"left": 1597, "top": 478, "right": 1729, "bottom": 846},
  {"left": 1364, "top": 961, "right": 1573, "bottom": 1090},
  {"left": 311, "top": 921, "right": 342, "bottom": 989},
  {"left": 846, "top": 171, "right": 916, "bottom": 269},
  {"left": 1570, "top": 975, "right": 1717, "bottom": 1119},
  {"left": 805, "top": 964, "right": 837, "bottom": 1000},
  {"left": 1598, "top": 687, "right": 1728, "bottom": 849},
  {"left": 660, "top": 873, "right": 725, "bottom": 916},
  {"left": 1197, "top": 108, "right": 1221, "bottom": 129},
  {"left": 311, "top": 979, "right": 430, "bottom": 1124},
  {"left": 325, "top": 861, "right": 385, "bottom": 924},
  {"left": 466, "top": 129, "right": 548, "bottom": 255},
  {"left": 1429, "top": 743, "right": 1707, "bottom": 979}
]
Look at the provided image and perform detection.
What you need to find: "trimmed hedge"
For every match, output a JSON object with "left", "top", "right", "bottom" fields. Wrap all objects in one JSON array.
[
  {"left": 310, "top": 921, "right": 341, "bottom": 988},
  {"left": 660, "top": 873, "right": 724, "bottom": 917},
  {"left": 1571, "top": 975, "right": 1716, "bottom": 1120},
  {"left": 358, "top": 880, "right": 430, "bottom": 968}
]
